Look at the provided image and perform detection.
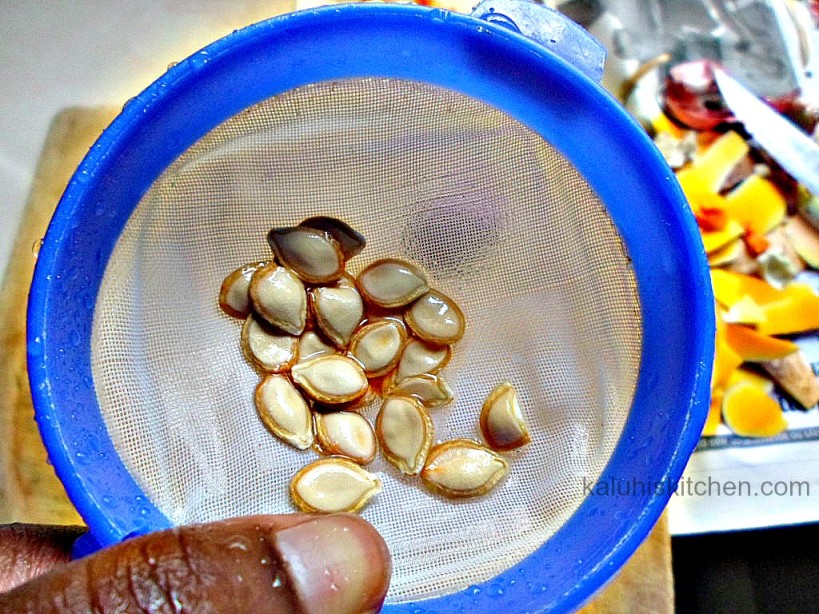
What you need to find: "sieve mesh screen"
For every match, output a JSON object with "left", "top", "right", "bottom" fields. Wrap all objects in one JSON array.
[{"left": 91, "top": 78, "right": 642, "bottom": 603}]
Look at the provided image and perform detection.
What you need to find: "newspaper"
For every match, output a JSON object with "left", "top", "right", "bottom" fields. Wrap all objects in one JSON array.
[
  {"left": 667, "top": 351, "right": 819, "bottom": 535},
  {"left": 668, "top": 285, "right": 819, "bottom": 535}
]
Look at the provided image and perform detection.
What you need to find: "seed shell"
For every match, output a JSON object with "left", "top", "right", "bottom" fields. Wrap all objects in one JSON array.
[
  {"left": 267, "top": 226, "right": 345, "bottom": 284},
  {"left": 241, "top": 314, "right": 298, "bottom": 373},
  {"left": 314, "top": 412, "right": 377, "bottom": 465},
  {"left": 395, "top": 338, "right": 452, "bottom": 382},
  {"left": 291, "top": 355, "right": 369, "bottom": 405},
  {"left": 357, "top": 258, "right": 429, "bottom": 309},
  {"left": 299, "top": 216, "right": 366, "bottom": 260},
  {"left": 255, "top": 374, "right": 313, "bottom": 450},
  {"left": 421, "top": 439, "right": 509, "bottom": 498},
  {"left": 387, "top": 372, "right": 453, "bottom": 409},
  {"left": 311, "top": 285, "right": 365, "bottom": 349},
  {"left": 376, "top": 395, "right": 434, "bottom": 475},
  {"left": 290, "top": 457, "right": 381, "bottom": 513},
  {"left": 249, "top": 263, "right": 307, "bottom": 335},
  {"left": 348, "top": 318, "right": 407, "bottom": 377},
  {"left": 296, "top": 330, "right": 337, "bottom": 364},
  {"left": 219, "top": 261, "right": 267, "bottom": 318},
  {"left": 480, "top": 382, "right": 531, "bottom": 451},
  {"left": 404, "top": 290, "right": 465, "bottom": 346}
]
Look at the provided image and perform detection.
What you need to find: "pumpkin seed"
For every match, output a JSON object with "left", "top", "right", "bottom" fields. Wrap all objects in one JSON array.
[
  {"left": 299, "top": 216, "right": 366, "bottom": 260},
  {"left": 290, "top": 457, "right": 381, "bottom": 513},
  {"left": 219, "top": 261, "right": 266, "bottom": 318},
  {"left": 241, "top": 314, "right": 298, "bottom": 373},
  {"left": 267, "top": 226, "right": 345, "bottom": 284},
  {"left": 297, "top": 330, "right": 337, "bottom": 364},
  {"left": 357, "top": 258, "right": 429, "bottom": 308},
  {"left": 311, "top": 285, "right": 365, "bottom": 349},
  {"left": 376, "top": 395, "right": 433, "bottom": 475},
  {"left": 255, "top": 374, "right": 313, "bottom": 450},
  {"left": 348, "top": 318, "right": 407, "bottom": 377},
  {"left": 314, "top": 412, "right": 377, "bottom": 465},
  {"left": 291, "top": 355, "right": 369, "bottom": 405},
  {"left": 387, "top": 372, "right": 453, "bottom": 408},
  {"left": 249, "top": 263, "right": 307, "bottom": 335},
  {"left": 480, "top": 382, "right": 531, "bottom": 451},
  {"left": 421, "top": 439, "right": 509, "bottom": 498},
  {"left": 404, "top": 290, "right": 465, "bottom": 346},
  {"left": 396, "top": 338, "right": 452, "bottom": 381}
]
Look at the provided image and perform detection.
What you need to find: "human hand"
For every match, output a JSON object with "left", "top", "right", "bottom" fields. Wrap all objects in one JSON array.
[{"left": 0, "top": 514, "right": 390, "bottom": 613}]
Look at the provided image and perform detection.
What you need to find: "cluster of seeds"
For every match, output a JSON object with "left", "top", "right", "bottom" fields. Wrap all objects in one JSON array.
[{"left": 219, "top": 217, "right": 530, "bottom": 514}]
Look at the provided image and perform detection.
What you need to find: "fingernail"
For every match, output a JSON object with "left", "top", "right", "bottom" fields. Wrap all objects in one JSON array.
[{"left": 273, "top": 515, "right": 390, "bottom": 614}]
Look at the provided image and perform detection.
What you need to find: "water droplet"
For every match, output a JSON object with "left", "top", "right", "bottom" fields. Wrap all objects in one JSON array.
[
  {"left": 147, "top": 557, "right": 157, "bottom": 566},
  {"left": 102, "top": 495, "right": 114, "bottom": 507},
  {"left": 140, "top": 507, "right": 150, "bottom": 516},
  {"left": 259, "top": 557, "right": 269, "bottom": 566},
  {"left": 271, "top": 572, "right": 284, "bottom": 588},
  {"left": 167, "top": 61, "right": 178, "bottom": 70},
  {"left": 31, "top": 238, "right": 43, "bottom": 257}
]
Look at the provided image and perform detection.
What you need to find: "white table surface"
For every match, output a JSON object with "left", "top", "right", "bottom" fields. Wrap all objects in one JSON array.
[{"left": 0, "top": 0, "right": 298, "bottom": 280}]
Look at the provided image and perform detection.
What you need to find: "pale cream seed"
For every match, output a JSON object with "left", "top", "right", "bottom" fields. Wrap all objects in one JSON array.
[
  {"left": 290, "top": 458, "right": 381, "bottom": 513},
  {"left": 241, "top": 314, "right": 298, "bottom": 373},
  {"left": 311, "top": 285, "right": 365, "bottom": 349},
  {"left": 396, "top": 338, "right": 452, "bottom": 382},
  {"left": 249, "top": 263, "right": 307, "bottom": 335},
  {"left": 291, "top": 355, "right": 369, "bottom": 405},
  {"left": 421, "top": 439, "right": 509, "bottom": 498},
  {"left": 480, "top": 382, "right": 531, "bottom": 452},
  {"left": 404, "top": 290, "right": 465, "bottom": 346},
  {"left": 219, "top": 261, "right": 267, "bottom": 318},
  {"left": 357, "top": 258, "right": 429, "bottom": 309},
  {"left": 387, "top": 372, "right": 453, "bottom": 409},
  {"left": 255, "top": 374, "right": 313, "bottom": 450},
  {"left": 348, "top": 318, "right": 407, "bottom": 377},
  {"left": 314, "top": 412, "right": 377, "bottom": 465},
  {"left": 296, "top": 330, "right": 337, "bottom": 364},
  {"left": 267, "top": 226, "right": 345, "bottom": 284},
  {"left": 376, "top": 395, "right": 433, "bottom": 475}
]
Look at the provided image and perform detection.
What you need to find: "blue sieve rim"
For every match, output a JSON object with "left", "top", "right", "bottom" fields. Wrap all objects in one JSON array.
[{"left": 27, "top": 4, "right": 713, "bottom": 612}]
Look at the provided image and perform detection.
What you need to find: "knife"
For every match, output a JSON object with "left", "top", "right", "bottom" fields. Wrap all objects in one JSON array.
[{"left": 714, "top": 68, "right": 819, "bottom": 196}]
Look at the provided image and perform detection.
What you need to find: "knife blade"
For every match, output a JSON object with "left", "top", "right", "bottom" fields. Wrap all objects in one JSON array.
[{"left": 714, "top": 68, "right": 819, "bottom": 196}]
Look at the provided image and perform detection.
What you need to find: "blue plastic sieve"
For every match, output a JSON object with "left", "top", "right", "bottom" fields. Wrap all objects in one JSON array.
[{"left": 27, "top": 1, "right": 713, "bottom": 612}]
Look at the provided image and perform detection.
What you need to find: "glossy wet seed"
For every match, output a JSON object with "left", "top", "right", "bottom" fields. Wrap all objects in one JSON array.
[
  {"left": 387, "top": 373, "right": 453, "bottom": 408},
  {"left": 396, "top": 339, "right": 452, "bottom": 382},
  {"left": 356, "top": 258, "right": 429, "bottom": 309},
  {"left": 249, "top": 263, "right": 307, "bottom": 335},
  {"left": 421, "top": 439, "right": 509, "bottom": 498},
  {"left": 348, "top": 318, "right": 407, "bottom": 377},
  {"left": 311, "top": 285, "right": 365, "bottom": 349},
  {"left": 480, "top": 382, "right": 531, "bottom": 451},
  {"left": 219, "top": 261, "right": 266, "bottom": 318},
  {"left": 255, "top": 374, "right": 313, "bottom": 450},
  {"left": 291, "top": 355, "right": 369, "bottom": 405},
  {"left": 314, "top": 412, "right": 377, "bottom": 465},
  {"left": 290, "top": 458, "right": 382, "bottom": 513},
  {"left": 267, "top": 226, "right": 345, "bottom": 284},
  {"left": 297, "top": 330, "right": 336, "bottom": 364},
  {"left": 241, "top": 314, "right": 298, "bottom": 373},
  {"left": 376, "top": 395, "right": 433, "bottom": 475},
  {"left": 299, "top": 216, "right": 367, "bottom": 260},
  {"left": 404, "top": 290, "right": 465, "bottom": 346}
]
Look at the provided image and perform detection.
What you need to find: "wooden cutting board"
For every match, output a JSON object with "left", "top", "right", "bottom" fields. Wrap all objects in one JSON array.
[{"left": 0, "top": 107, "right": 673, "bottom": 612}]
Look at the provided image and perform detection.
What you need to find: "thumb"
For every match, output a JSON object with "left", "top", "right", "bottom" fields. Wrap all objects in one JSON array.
[{"left": 0, "top": 514, "right": 390, "bottom": 614}]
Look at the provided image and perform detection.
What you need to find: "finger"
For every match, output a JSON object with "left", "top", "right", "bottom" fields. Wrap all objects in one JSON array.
[
  {"left": 0, "top": 524, "right": 86, "bottom": 592},
  {"left": 0, "top": 514, "right": 390, "bottom": 614}
]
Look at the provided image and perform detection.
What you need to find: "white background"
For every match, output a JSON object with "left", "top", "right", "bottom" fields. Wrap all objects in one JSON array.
[{"left": 0, "top": 0, "right": 298, "bottom": 279}]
